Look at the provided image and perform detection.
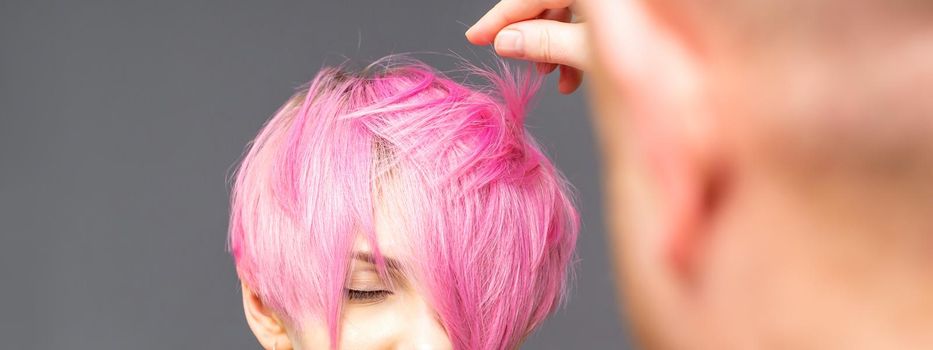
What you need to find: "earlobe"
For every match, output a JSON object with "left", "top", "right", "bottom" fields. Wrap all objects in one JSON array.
[
  {"left": 656, "top": 144, "right": 728, "bottom": 289},
  {"left": 241, "top": 282, "right": 293, "bottom": 350},
  {"left": 646, "top": 136, "right": 702, "bottom": 285}
]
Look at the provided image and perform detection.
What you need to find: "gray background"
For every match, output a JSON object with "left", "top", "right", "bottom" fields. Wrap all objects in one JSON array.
[{"left": 0, "top": 0, "right": 630, "bottom": 348}]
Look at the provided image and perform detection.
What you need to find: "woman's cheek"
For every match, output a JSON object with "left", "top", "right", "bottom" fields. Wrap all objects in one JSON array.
[{"left": 337, "top": 295, "right": 406, "bottom": 348}]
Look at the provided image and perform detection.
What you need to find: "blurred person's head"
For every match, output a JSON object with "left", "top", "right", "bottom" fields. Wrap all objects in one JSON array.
[
  {"left": 581, "top": 1, "right": 933, "bottom": 348},
  {"left": 227, "top": 58, "right": 578, "bottom": 350}
]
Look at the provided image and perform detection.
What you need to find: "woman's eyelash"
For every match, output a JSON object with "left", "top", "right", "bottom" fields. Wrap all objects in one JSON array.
[{"left": 346, "top": 289, "right": 392, "bottom": 302}]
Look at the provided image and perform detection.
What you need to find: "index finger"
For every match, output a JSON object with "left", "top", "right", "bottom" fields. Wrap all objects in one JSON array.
[{"left": 465, "top": 0, "right": 575, "bottom": 45}]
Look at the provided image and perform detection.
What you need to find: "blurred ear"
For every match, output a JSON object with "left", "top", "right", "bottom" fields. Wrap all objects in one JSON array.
[
  {"left": 659, "top": 147, "right": 727, "bottom": 287},
  {"left": 242, "top": 282, "right": 293, "bottom": 350},
  {"left": 582, "top": 0, "right": 722, "bottom": 285}
]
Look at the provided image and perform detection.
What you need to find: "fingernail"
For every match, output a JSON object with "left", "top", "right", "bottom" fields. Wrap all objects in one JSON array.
[{"left": 495, "top": 30, "right": 524, "bottom": 57}]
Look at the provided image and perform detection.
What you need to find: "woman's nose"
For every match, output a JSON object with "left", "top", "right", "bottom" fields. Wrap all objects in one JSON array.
[{"left": 395, "top": 296, "right": 453, "bottom": 350}]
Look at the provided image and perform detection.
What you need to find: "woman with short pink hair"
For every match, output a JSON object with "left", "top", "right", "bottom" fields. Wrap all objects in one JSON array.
[{"left": 227, "top": 57, "right": 579, "bottom": 350}]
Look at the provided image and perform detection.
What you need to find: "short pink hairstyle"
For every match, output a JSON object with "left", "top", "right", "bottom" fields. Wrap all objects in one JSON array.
[{"left": 228, "top": 57, "right": 579, "bottom": 350}]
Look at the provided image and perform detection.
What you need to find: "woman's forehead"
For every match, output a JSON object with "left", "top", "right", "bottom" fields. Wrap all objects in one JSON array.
[{"left": 351, "top": 202, "right": 407, "bottom": 260}]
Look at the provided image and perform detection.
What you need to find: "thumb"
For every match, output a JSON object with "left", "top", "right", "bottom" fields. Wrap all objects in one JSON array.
[{"left": 493, "top": 20, "right": 588, "bottom": 71}]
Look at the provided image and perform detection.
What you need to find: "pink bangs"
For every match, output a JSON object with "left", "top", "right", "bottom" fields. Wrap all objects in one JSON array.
[{"left": 228, "top": 56, "right": 579, "bottom": 350}]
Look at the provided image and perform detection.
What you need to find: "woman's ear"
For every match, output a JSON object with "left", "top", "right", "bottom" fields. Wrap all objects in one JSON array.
[
  {"left": 658, "top": 147, "right": 727, "bottom": 287},
  {"left": 241, "top": 282, "right": 293, "bottom": 350},
  {"left": 582, "top": 0, "right": 723, "bottom": 287}
]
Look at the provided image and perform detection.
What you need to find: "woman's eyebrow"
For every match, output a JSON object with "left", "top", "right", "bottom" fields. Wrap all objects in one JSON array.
[{"left": 352, "top": 252, "right": 402, "bottom": 271}]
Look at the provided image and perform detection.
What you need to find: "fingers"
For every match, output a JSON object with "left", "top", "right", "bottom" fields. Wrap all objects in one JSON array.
[
  {"left": 532, "top": 8, "right": 570, "bottom": 75},
  {"left": 537, "top": 62, "right": 558, "bottom": 74},
  {"left": 538, "top": 7, "right": 572, "bottom": 22},
  {"left": 466, "top": 0, "right": 575, "bottom": 45},
  {"left": 558, "top": 65, "right": 583, "bottom": 94},
  {"left": 493, "top": 19, "right": 588, "bottom": 70},
  {"left": 467, "top": 0, "right": 586, "bottom": 94}
]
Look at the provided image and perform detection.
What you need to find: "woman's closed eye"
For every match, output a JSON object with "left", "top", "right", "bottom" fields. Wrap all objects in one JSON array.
[
  {"left": 345, "top": 253, "right": 400, "bottom": 304},
  {"left": 346, "top": 288, "right": 393, "bottom": 303},
  {"left": 345, "top": 269, "right": 393, "bottom": 304}
]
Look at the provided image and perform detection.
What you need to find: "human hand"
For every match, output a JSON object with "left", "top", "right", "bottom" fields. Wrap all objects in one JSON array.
[{"left": 466, "top": 0, "right": 589, "bottom": 94}]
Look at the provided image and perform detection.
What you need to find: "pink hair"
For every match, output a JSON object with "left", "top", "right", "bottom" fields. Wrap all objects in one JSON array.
[{"left": 228, "top": 56, "right": 579, "bottom": 350}]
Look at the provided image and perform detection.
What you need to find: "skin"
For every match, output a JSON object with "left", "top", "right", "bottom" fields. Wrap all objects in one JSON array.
[
  {"left": 469, "top": 0, "right": 933, "bottom": 349},
  {"left": 241, "top": 201, "right": 454, "bottom": 350}
]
